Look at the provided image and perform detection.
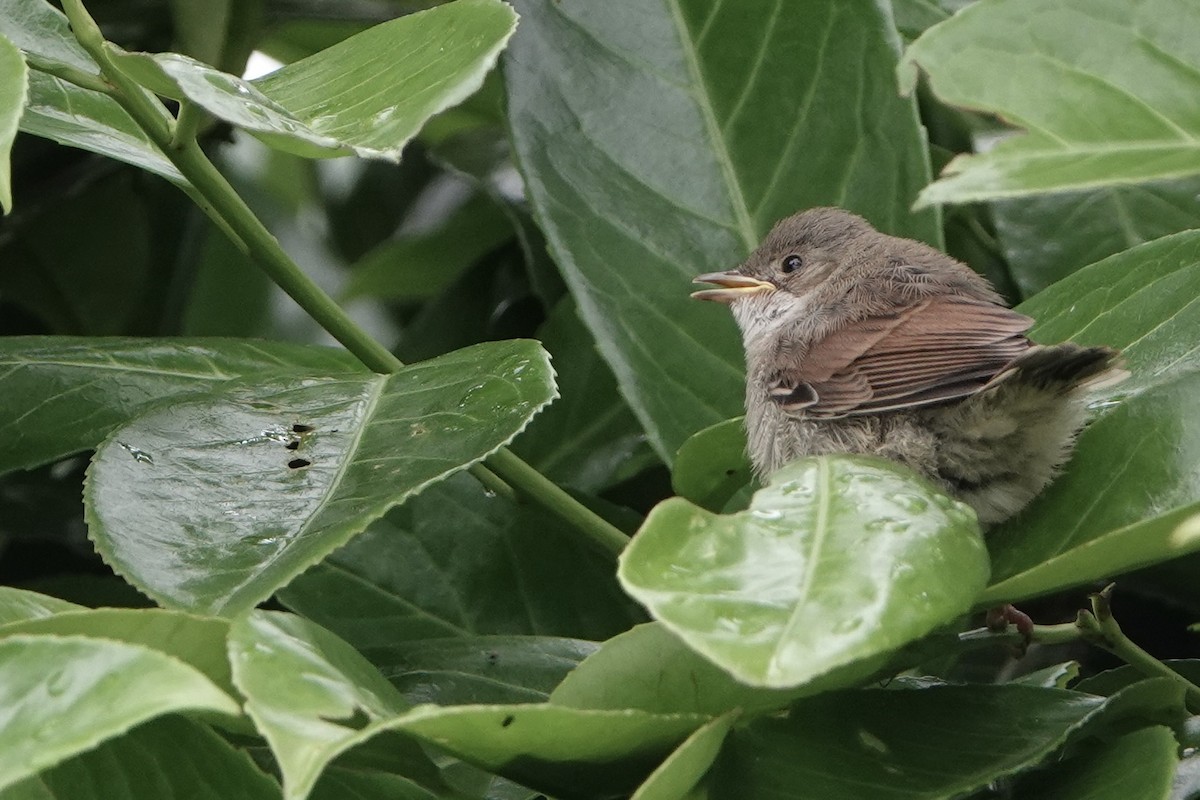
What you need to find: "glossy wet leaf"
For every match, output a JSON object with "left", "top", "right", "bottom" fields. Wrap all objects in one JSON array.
[
  {"left": 630, "top": 712, "right": 736, "bottom": 800},
  {"left": 0, "top": 635, "right": 240, "bottom": 793},
  {"left": 111, "top": 0, "right": 517, "bottom": 161},
  {"left": 900, "top": 0, "right": 1200, "bottom": 205},
  {"left": 6, "top": 715, "right": 280, "bottom": 800},
  {"left": 708, "top": 681, "right": 1182, "bottom": 800},
  {"left": 507, "top": 0, "right": 938, "bottom": 460},
  {"left": 512, "top": 300, "right": 658, "bottom": 493},
  {"left": 991, "top": 177, "right": 1200, "bottom": 299},
  {"left": 0, "top": 35, "right": 26, "bottom": 214},
  {"left": 0, "top": 0, "right": 98, "bottom": 75},
  {"left": 0, "top": 608, "right": 234, "bottom": 697},
  {"left": 0, "top": 587, "right": 83, "bottom": 626},
  {"left": 671, "top": 418, "right": 753, "bottom": 512},
  {"left": 985, "top": 232, "right": 1200, "bottom": 601},
  {"left": 619, "top": 457, "right": 988, "bottom": 688},
  {"left": 278, "top": 472, "right": 644, "bottom": 650},
  {"left": 228, "top": 612, "right": 437, "bottom": 800},
  {"left": 0, "top": 337, "right": 362, "bottom": 475},
  {"left": 86, "top": 340, "right": 555, "bottom": 616}
]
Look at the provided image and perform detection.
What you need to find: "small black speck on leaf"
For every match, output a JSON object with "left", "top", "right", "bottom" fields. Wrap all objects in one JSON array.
[
  {"left": 501, "top": 715, "right": 514, "bottom": 728},
  {"left": 724, "top": 468, "right": 736, "bottom": 476},
  {"left": 486, "top": 651, "right": 499, "bottom": 665},
  {"left": 288, "top": 458, "right": 312, "bottom": 469},
  {"left": 285, "top": 441, "right": 300, "bottom": 451},
  {"left": 292, "top": 423, "right": 314, "bottom": 433}
]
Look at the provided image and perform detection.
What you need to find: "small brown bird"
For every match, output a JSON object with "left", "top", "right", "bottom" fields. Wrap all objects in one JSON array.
[{"left": 693, "top": 207, "right": 1123, "bottom": 526}]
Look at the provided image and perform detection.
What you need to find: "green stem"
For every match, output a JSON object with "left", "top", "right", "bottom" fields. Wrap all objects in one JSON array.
[
  {"left": 24, "top": 53, "right": 113, "bottom": 94},
  {"left": 60, "top": 0, "right": 631, "bottom": 555},
  {"left": 1078, "top": 585, "right": 1200, "bottom": 713}
]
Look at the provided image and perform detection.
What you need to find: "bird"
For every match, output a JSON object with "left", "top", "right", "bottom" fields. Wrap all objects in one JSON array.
[{"left": 692, "top": 207, "right": 1124, "bottom": 526}]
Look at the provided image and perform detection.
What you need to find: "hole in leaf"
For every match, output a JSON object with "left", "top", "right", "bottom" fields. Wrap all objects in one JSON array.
[{"left": 288, "top": 458, "right": 312, "bottom": 469}]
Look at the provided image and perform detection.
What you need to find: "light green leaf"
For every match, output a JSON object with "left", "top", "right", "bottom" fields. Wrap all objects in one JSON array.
[
  {"left": 0, "top": 35, "right": 28, "bottom": 214},
  {"left": 619, "top": 457, "right": 987, "bottom": 688},
  {"left": 0, "top": 635, "right": 240, "bottom": 794},
  {"left": 507, "top": 0, "right": 938, "bottom": 460},
  {"left": 0, "top": 587, "right": 83, "bottom": 626},
  {"left": 1010, "top": 662, "right": 1081, "bottom": 690},
  {"left": 900, "top": 0, "right": 1200, "bottom": 205},
  {"left": 0, "top": 608, "right": 234, "bottom": 697},
  {"left": 229, "top": 612, "right": 436, "bottom": 800},
  {"left": 5, "top": 715, "right": 280, "bottom": 800},
  {"left": 278, "top": 472, "right": 644, "bottom": 649},
  {"left": 0, "top": 0, "right": 98, "bottom": 76},
  {"left": 0, "top": 336, "right": 363, "bottom": 475},
  {"left": 708, "top": 680, "right": 1183, "bottom": 800},
  {"left": 111, "top": 0, "right": 517, "bottom": 161},
  {"left": 985, "top": 232, "right": 1200, "bottom": 602},
  {"left": 85, "top": 340, "right": 555, "bottom": 616},
  {"left": 631, "top": 712, "right": 736, "bottom": 800}
]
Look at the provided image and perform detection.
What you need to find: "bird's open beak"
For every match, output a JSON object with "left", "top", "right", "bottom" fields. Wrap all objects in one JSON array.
[{"left": 691, "top": 271, "right": 776, "bottom": 303}]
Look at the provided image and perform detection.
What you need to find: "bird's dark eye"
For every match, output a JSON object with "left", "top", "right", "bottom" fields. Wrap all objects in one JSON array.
[{"left": 781, "top": 254, "right": 803, "bottom": 274}]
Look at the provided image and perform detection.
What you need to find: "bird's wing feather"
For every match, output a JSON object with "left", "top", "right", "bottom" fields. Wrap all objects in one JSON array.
[{"left": 771, "top": 297, "right": 1034, "bottom": 418}]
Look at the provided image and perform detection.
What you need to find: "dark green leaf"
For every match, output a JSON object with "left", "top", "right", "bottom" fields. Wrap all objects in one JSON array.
[
  {"left": 708, "top": 680, "right": 1183, "bottom": 800},
  {"left": 900, "top": 0, "right": 1200, "bottom": 205},
  {"left": 278, "top": 472, "right": 644, "bottom": 649},
  {"left": 4, "top": 716, "right": 280, "bottom": 800},
  {"left": 0, "top": 337, "right": 362, "bottom": 474},
  {"left": 619, "top": 457, "right": 987, "bottom": 688},
  {"left": 991, "top": 177, "right": 1200, "bottom": 299},
  {"left": 1015, "top": 726, "right": 1177, "bottom": 800},
  {"left": 377, "top": 636, "right": 598, "bottom": 706},
  {"left": 512, "top": 300, "right": 658, "bottom": 493},
  {"left": 1075, "top": 660, "right": 1200, "bottom": 698},
  {"left": 985, "top": 232, "right": 1200, "bottom": 602},
  {"left": 507, "top": 0, "right": 938, "bottom": 460},
  {"left": 670, "top": 417, "right": 753, "bottom": 512},
  {"left": 0, "top": 635, "right": 239, "bottom": 793},
  {"left": 85, "top": 340, "right": 555, "bottom": 616}
]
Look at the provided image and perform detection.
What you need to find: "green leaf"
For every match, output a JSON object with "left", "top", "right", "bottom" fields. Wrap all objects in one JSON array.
[
  {"left": 1074, "top": 660, "right": 1200, "bottom": 698},
  {"left": 379, "top": 636, "right": 598, "bottom": 706},
  {"left": 0, "top": 0, "right": 98, "bottom": 77},
  {"left": 671, "top": 417, "right": 753, "bottom": 512},
  {"left": 1014, "top": 726, "right": 1177, "bottom": 800},
  {"left": 551, "top": 623, "right": 850, "bottom": 716},
  {"left": 619, "top": 457, "right": 988, "bottom": 688},
  {"left": 507, "top": 0, "right": 938, "bottom": 460},
  {"left": 278, "top": 472, "right": 645, "bottom": 649},
  {"left": 19, "top": 72, "right": 183, "bottom": 183},
  {"left": 900, "top": 0, "right": 1200, "bottom": 205},
  {"left": 85, "top": 339, "right": 556, "bottom": 616},
  {"left": 0, "top": 337, "right": 363, "bottom": 475},
  {"left": 0, "top": 587, "right": 83, "bottom": 626},
  {"left": 0, "top": 635, "right": 240, "bottom": 793},
  {"left": 991, "top": 177, "right": 1200, "bottom": 299},
  {"left": 512, "top": 300, "right": 658, "bottom": 493},
  {"left": 385, "top": 704, "right": 708, "bottom": 800},
  {"left": 631, "top": 712, "right": 736, "bottom": 800},
  {"left": 228, "top": 611, "right": 438, "bottom": 800},
  {"left": 6, "top": 715, "right": 280, "bottom": 800},
  {"left": 0, "top": 608, "right": 235, "bottom": 698},
  {"left": 1010, "top": 661, "right": 1081, "bottom": 690},
  {"left": 0, "top": 35, "right": 28, "bottom": 214},
  {"left": 708, "top": 681, "right": 1183, "bottom": 800},
  {"left": 111, "top": 0, "right": 517, "bottom": 161},
  {"left": 310, "top": 768, "right": 438, "bottom": 800},
  {"left": 984, "top": 232, "right": 1200, "bottom": 602}
]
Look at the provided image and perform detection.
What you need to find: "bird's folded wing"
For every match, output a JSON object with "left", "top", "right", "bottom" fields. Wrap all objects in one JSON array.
[{"left": 770, "top": 296, "right": 1034, "bottom": 418}]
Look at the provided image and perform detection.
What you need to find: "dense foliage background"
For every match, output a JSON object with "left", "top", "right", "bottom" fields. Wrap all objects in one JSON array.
[{"left": 2, "top": 0, "right": 1200, "bottom": 797}]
